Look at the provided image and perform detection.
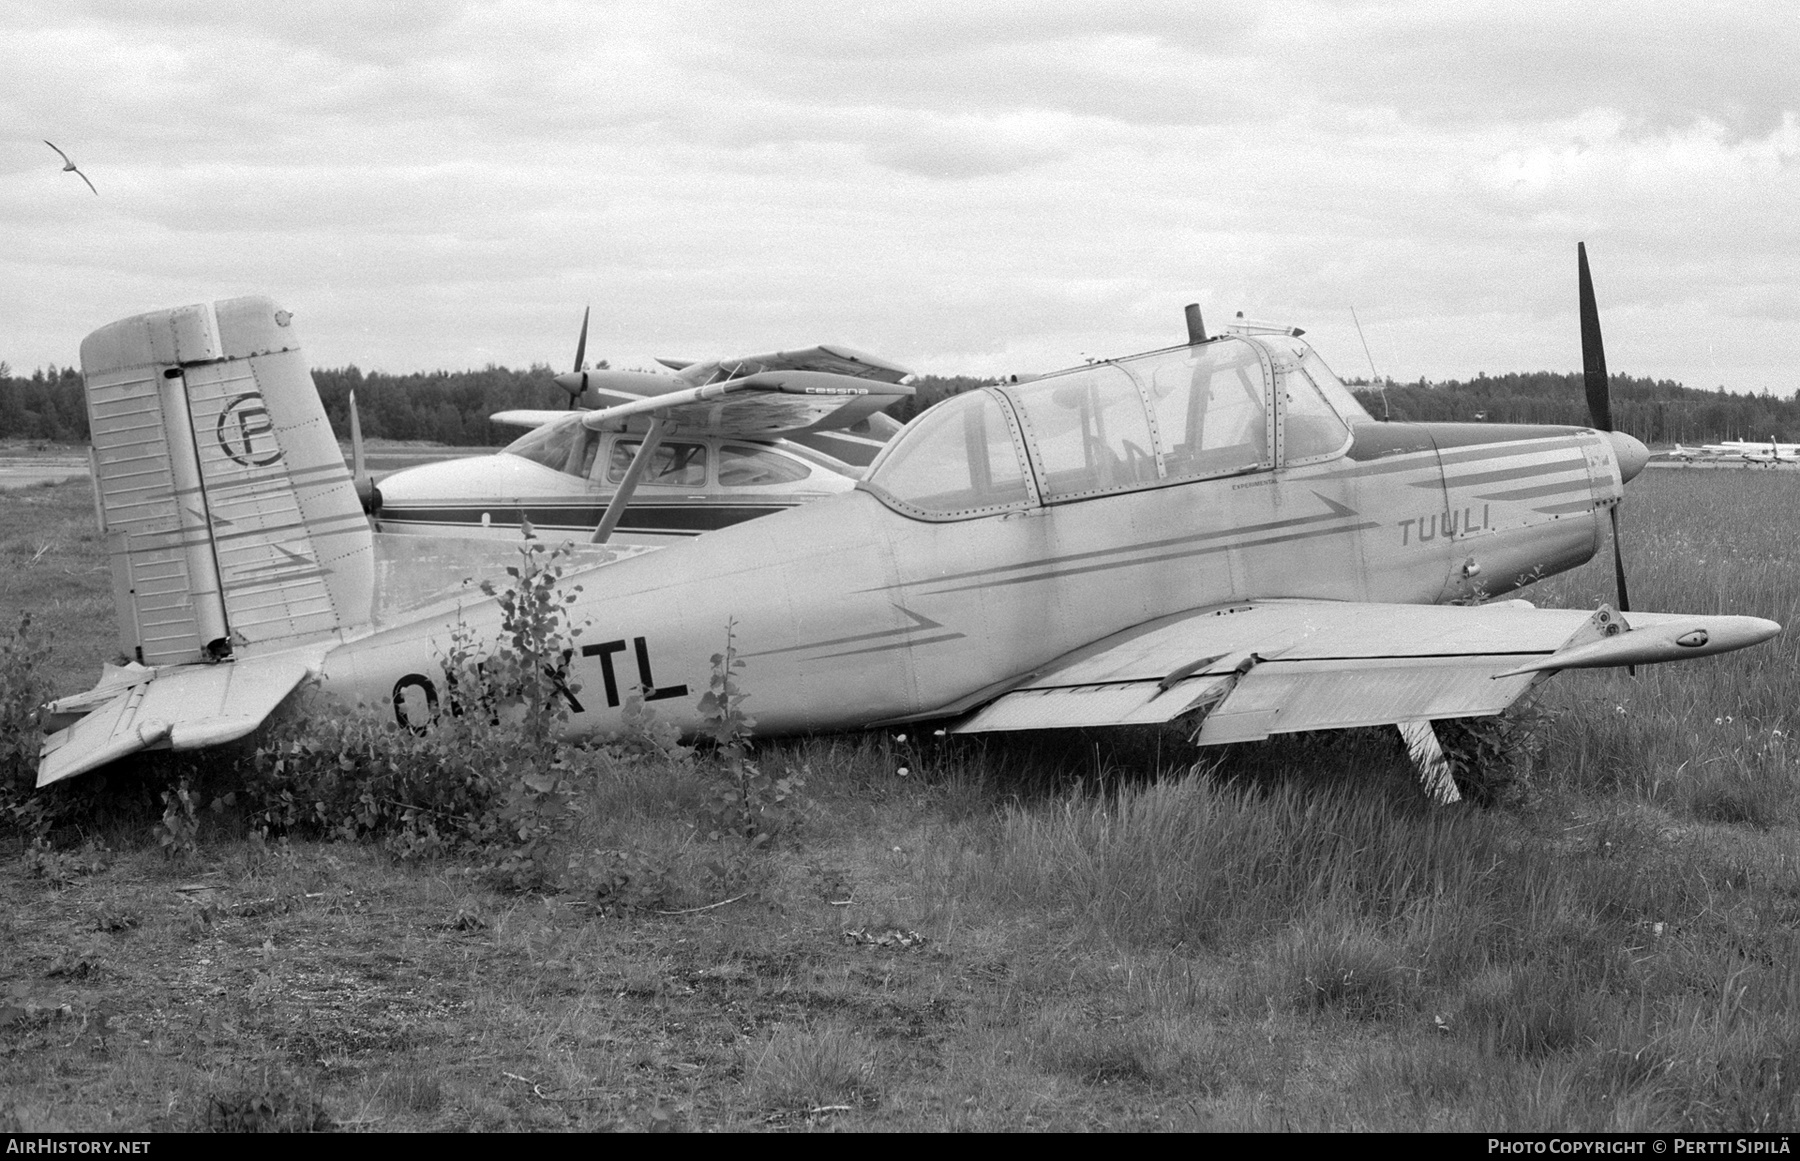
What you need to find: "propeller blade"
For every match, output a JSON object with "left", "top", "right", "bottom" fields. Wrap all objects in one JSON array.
[
  {"left": 1578, "top": 242, "right": 1612, "bottom": 432},
  {"left": 1583, "top": 243, "right": 1634, "bottom": 670},
  {"left": 349, "top": 389, "right": 365, "bottom": 482},
  {"left": 349, "top": 389, "right": 381, "bottom": 517},
  {"left": 1608, "top": 506, "right": 1630, "bottom": 614},
  {"left": 568, "top": 306, "right": 590, "bottom": 409},
  {"left": 1609, "top": 504, "right": 1633, "bottom": 674}
]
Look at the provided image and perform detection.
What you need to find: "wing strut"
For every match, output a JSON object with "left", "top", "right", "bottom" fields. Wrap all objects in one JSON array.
[{"left": 590, "top": 415, "right": 668, "bottom": 545}]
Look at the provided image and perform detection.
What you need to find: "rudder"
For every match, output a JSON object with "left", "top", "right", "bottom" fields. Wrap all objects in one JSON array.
[{"left": 80, "top": 297, "right": 373, "bottom": 666}]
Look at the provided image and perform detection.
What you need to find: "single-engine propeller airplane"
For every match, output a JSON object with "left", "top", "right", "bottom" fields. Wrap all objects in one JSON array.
[
  {"left": 363, "top": 309, "right": 912, "bottom": 545},
  {"left": 37, "top": 246, "right": 1782, "bottom": 802}
]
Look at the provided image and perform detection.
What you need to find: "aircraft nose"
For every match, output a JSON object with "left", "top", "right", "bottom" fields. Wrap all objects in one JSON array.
[{"left": 1609, "top": 430, "right": 1649, "bottom": 484}]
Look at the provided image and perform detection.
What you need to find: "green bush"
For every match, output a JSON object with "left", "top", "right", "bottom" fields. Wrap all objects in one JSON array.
[
  {"left": 240, "top": 539, "right": 595, "bottom": 888},
  {"left": 694, "top": 622, "right": 807, "bottom": 849},
  {"left": 239, "top": 542, "right": 803, "bottom": 900}
]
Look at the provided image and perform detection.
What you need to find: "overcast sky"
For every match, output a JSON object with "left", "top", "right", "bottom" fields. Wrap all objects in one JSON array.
[{"left": 5, "top": 1, "right": 1797, "bottom": 394}]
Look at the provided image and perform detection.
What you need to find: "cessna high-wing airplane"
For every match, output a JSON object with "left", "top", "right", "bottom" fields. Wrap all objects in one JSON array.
[
  {"left": 363, "top": 312, "right": 912, "bottom": 544},
  {"left": 36, "top": 247, "right": 1782, "bottom": 802}
]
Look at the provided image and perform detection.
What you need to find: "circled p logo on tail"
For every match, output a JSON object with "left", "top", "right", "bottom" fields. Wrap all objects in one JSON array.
[{"left": 217, "top": 393, "right": 283, "bottom": 467}]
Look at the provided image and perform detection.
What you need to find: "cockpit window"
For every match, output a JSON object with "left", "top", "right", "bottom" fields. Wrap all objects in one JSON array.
[
  {"left": 863, "top": 389, "right": 1032, "bottom": 518},
  {"left": 1282, "top": 364, "right": 1352, "bottom": 462},
  {"left": 1297, "top": 346, "right": 1374, "bottom": 425},
  {"left": 607, "top": 440, "right": 709, "bottom": 488},
  {"left": 719, "top": 445, "right": 810, "bottom": 487},
  {"left": 861, "top": 335, "right": 1354, "bottom": 522},
  {"left": 1140, "top": 338, "right": 1270, "bottom": 480},
  {"left": 1001, "top": 364, "right": 1160, "bottom": 501}
]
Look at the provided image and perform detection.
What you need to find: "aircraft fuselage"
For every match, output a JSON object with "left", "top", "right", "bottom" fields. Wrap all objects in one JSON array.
[{"left": 320, "top": 420, "right": 1621, "bottom": 738}]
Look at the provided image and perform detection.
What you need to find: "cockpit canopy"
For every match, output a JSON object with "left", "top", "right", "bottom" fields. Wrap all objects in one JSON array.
[{"left": 862, "top": 334, "right": 1370, "bottom": 520}]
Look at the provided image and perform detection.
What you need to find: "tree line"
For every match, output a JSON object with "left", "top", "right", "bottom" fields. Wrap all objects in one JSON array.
[
  {"left": 2, "top": 359, "right": 1795, "bottom": 448},
  {"left": 1346, "top": 371, "right": 1800, "bottom": 445}
]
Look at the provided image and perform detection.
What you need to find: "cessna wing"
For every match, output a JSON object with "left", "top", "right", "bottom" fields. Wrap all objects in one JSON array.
[
  {"left": 489, "top": 409, "right": 569, "bottom": 429},
  {"left": 578, "top": 369, "right": 912, "bottom": 439},
  {"left": 946, "top": 598, "right": 1776, "bottom": 740}
]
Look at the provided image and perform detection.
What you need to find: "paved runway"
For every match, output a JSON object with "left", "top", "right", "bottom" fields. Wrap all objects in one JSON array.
[{"left": 0, "top": 455, "right": 88, "bottom": 491}]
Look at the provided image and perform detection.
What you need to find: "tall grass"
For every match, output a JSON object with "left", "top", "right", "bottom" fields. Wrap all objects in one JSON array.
[
  {"left": 916, "top": 760, "right": 1800, "bottom": 1127},
  {"left": 1525, "top": 469, "right": 1800, "bottom": 821},
  {"left": 963, "top": 775, "right": 1504, "bottom": 948}
]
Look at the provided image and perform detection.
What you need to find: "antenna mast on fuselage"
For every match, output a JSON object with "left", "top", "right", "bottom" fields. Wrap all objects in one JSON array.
[{"left": 1351, "top": 305, "right": 1389, "bottom": 421}]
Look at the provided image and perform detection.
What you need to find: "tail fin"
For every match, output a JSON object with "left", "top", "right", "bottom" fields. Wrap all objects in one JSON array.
[{"left": 80, "top": 297, "right": 373, "bottom": 666}]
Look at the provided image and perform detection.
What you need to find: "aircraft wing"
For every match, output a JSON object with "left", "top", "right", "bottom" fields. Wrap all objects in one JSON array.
[
  {"left": 950, "top": 599, "right": 1778, "bottom": 738},
  {"left": 37, "top": 655, "right": 317, "bottom": 787},
  {"left": 720, "top": 345, "right": 912, "bottom": 384},
  {"left": 489, "top": 409, "right": 572, "bottom": 429},
  {"left": 579, "top": 370, "right": 912, "bottom": 438}
]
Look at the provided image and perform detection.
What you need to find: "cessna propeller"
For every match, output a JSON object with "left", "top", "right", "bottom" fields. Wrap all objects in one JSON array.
[
  {"left": 561, "top": 305, "right": 591, "bottom": 408},
  {"left": 349, "top": 389, "right": 381, "bottom": 518}
]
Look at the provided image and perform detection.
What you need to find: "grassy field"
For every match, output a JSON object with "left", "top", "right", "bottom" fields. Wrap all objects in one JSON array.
[{"left": 3, "top": 469, "right": 1799, "bottom": 1132}]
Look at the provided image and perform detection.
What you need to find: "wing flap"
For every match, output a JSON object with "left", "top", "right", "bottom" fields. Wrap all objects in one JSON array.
[
  {"left": 956, "top": 674, "right": 1232, "bottom": 732},
  {"left": 37, "top": 656, "right": 314, "bottom": 787}
]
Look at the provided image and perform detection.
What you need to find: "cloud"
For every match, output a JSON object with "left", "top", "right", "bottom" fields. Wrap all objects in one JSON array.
[{"left": 3, "top": 1, "right": 1798, "bottom": 395}]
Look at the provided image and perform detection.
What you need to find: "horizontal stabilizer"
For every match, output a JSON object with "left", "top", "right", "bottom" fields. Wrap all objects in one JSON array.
[{"left": 37, "top": 656, "right": 315, "bottom": 787}]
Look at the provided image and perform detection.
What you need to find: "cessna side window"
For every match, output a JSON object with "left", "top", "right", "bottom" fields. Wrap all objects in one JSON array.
[
  {"left": 503, "top": 419, "right": 583, "bottom": 473},
  {"left": 864, "top": 389, "right": 1031, "bottom": 518},
  {"left": 1002, "top": 364, "right": 1160, "bottom": 501},
  {"left": 607, "top": 440, "right": 708, "bottom": 488},
  {"left": 1142, "top": 339, "right": 1270, "bottom": 481},
  {"left": 718, "top": 445, "right": 810, "bottom": 487}
]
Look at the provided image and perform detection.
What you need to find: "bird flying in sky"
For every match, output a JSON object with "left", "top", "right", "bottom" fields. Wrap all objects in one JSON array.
[{"left": 44, "top": 140, "right": 97, "bottom": 195}]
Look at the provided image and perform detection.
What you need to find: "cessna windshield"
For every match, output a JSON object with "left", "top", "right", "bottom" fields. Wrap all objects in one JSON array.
[{"left": 863, "top": 335, "right": 1368, "bottom": 520}]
